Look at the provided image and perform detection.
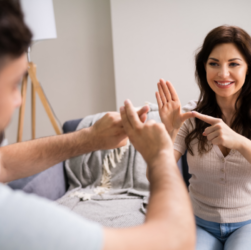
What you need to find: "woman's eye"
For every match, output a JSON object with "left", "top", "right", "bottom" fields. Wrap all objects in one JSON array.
[
  {"left": 230, "top": 63, "right": 239, "bottom": 67},
  {"left": 209, "top": 62, "right": 218, "bottom": 66}
]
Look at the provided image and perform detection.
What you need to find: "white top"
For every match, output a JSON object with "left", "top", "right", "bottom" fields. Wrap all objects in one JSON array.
[
  {"left": 174, "top": 100, "right": 251, "bottom": 223},
  {"left": 0, "top": 183, "right": 103, "bottom": 249}
]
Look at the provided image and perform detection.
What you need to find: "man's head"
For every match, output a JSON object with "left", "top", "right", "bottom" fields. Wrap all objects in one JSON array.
[{"left": 0, "top": 0, "right": 32, "bottom": 133}]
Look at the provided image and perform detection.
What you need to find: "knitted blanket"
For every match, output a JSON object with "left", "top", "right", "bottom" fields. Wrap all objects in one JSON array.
[{"left": 57, "top": 104, "right": 162, "bottom": 228}]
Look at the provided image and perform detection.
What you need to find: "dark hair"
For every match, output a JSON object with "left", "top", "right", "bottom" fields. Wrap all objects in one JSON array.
[
  {"left": 0, "top": 0, "right": 32, "bottom": 60},
  {"left": 185, "top": 25, "right": 251, "bottom": 155}
]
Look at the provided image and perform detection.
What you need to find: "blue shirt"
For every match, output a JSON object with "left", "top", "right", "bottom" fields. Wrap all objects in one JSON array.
[{"left": 0, "top": 183, "right": 103, "bottom": 250}]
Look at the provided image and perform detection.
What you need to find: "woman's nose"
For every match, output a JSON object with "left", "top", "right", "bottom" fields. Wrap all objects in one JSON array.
[{"left": 218, "top": 66, "right": 230, "bottom": 78}]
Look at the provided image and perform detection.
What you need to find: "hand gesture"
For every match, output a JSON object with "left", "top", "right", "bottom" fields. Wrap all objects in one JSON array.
[
  {"left": 192, "top": 111, "right": 241, "bottom": 150},
  {"left": 89, "top": 105, "right": 149, "bottom": 150},
  {"left": 120, "top": 99, "right": 173, "bottom": 166},
  {"left": 156, "top": 79, "right": 193, "bottom": 140}
]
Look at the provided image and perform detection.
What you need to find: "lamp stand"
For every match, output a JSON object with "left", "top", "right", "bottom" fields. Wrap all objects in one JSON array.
[{"left": 17, "top": 62, "right": 61, "bottom": 142}]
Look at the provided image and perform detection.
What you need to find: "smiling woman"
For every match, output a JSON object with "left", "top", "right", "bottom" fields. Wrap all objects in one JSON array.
[
  {"left": 155, "top": 25, "right": 251, "bottom": 250},
  {"left": 186, "top": 25, "right": 251, "bottom": 155}
]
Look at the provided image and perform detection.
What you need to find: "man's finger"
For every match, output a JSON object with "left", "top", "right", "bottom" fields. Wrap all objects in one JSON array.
[
  {"left": 192, "top": 111, "right": 219, "bottom": 125},
  {"left": 120, "top": 106, "right": 132, "bottom": 133},
  {"left": 137, "top": 105, "right": 150, "bottom": 117},
  {"left": 124, "top": 99, "right": 141, "bottom": 129},
  {"left": 139, "top": 113, "right": 147, "bottom": 123}
]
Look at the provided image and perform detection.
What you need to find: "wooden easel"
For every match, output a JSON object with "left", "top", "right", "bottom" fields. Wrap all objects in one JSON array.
[{"left": 17, "top": 62, "right": 61, "bottom": 142}]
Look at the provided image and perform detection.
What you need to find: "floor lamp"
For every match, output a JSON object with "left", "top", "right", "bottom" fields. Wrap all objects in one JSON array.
[{"left": 18, "top": 0, "right": 61, "bottom": 142}]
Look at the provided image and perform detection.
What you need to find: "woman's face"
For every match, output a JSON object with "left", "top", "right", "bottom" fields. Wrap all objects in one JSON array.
[{"left": 205, "top": 43, "right": 248, "bottom": 101}]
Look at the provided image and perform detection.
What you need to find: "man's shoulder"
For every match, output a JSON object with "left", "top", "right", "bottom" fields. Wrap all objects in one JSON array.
[{"left": 0, "top": 183, "right": 103, "bottom": 250}]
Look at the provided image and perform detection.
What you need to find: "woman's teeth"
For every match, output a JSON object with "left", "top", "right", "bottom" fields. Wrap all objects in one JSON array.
[{"left": 216, "top": 81, "right": 233, "bottom": 86}]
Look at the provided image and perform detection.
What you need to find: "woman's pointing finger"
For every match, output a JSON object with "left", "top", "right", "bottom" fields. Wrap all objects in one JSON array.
[{"left": 192, "top": 111, "right": 220, "bottom": 125}]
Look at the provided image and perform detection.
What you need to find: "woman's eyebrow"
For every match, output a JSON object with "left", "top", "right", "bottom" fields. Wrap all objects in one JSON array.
[
  {"left": 208, "top": 57, "right": 242, "bottom": 62},
  {"left": 208, "top": 57, "right": 219, "bottom": 61},
  {"left": 228, "top": 58, "right": 242, "bottom": 61}
]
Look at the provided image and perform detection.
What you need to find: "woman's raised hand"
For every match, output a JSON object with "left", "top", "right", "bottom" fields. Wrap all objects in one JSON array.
[{"left": 156, "top": 79, "right": 193, "bottom": 140}]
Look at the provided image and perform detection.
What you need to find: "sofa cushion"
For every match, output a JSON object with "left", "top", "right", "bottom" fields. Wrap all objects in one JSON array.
[{"left": 8, "top": 162, "right": 66, "bottom": 201}]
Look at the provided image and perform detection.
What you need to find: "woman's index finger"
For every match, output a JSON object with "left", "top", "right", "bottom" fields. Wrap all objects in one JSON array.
[{"left": 192, "top": 111, "right": 219, "bottom": 125}]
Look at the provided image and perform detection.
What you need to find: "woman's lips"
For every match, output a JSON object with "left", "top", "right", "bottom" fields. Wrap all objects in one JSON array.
[{"left": 214, "top": 81, "right": 235, "bottom": 89}]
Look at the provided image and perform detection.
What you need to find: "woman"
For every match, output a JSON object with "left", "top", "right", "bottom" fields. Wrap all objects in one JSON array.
[{"left": 156, "top": 25, "right": 251, "bottom": 249}]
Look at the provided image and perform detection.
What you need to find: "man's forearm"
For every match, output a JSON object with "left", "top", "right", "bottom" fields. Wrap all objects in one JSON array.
[
  {"left": 0, "top": 128, "right": 93, "bottom": 182},
  {"left": 104, "top": 151, "right": 195, "bottom": 250},
  {"left": 145, "top": 151, "right": 195, "bottom": 248}
]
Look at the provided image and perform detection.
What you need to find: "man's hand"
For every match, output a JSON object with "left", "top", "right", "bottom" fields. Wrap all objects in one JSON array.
[
  {"left": 120, "top": 99, "right": 173, "bottom": 166},
  {"left": 89, "top": 105, "right": 149, "bottom": 151},
  {"left": 103, "top": 100, "right": 195, "bottom": 250}
]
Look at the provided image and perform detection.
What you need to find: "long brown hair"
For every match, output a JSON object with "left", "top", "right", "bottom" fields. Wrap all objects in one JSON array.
[{"left": 185, "top": 25, "right": 251, "bottom": 155}]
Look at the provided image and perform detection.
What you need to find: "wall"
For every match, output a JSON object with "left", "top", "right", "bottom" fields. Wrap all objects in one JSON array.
[
  {"left": 5, "top": 0, "right": 251, "bottom": 144},
  {"left": 110, "top": 0, "right": 251, "bottom": 109},
  {"left": 5, "top": 0, "right": 116, "bottom": 144}
]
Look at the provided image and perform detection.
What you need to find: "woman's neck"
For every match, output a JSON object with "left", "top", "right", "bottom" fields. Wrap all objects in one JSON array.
[{"left": 216, "top": 94, "right": 239, "bottom": 126}]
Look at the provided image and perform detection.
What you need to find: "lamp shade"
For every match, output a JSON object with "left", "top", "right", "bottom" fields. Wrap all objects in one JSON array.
[{"left": 20, "top": 0, "right": 57, "bottom": 41}]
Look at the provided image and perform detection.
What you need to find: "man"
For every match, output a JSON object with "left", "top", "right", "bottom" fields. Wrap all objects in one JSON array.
[{"left": 0, "top": 1, "right": 195, "bottom": 249}]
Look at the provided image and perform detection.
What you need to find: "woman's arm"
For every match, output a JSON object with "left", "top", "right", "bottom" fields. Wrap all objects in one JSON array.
[
  {"left": 174, "top": 150, "right": 182, "bottom": 163},
  {"left": 233, "top": 135, "right": 251, "bottom": 164}
]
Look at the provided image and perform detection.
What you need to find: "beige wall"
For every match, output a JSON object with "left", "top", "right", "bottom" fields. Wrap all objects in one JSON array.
[
  {"left": 110, "top": 0, "right": 251, "bottom": 109},
  {"left": 5, "top": 0, "right": 116, "bottom": 144},
  {"left": 6, "top": 0, "right": 251, "bottom": 144}
]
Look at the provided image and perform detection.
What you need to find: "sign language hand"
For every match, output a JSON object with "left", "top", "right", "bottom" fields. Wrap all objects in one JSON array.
[
  {"left": 120, "top": 99, "right": 173, "bottom": 166},
  {"left": 156, "top": 79, "right": 193, "bottom": 140},
  {"left": 90, "top": 105, "right": 150, "bottom": 151},
  {"left": 192, "top": 111, "right": 241, "bottom": 149}
]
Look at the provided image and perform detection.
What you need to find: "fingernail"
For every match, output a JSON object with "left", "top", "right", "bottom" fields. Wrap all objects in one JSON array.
[
  {"left": 141, "top": 106, "right": 147, "bottom": 111},
  {"left": 124, "top": 99, "right": 131, "bottom": 105},
  {"left": 120, "top": 106, "right": 125, "bottom": 112}
]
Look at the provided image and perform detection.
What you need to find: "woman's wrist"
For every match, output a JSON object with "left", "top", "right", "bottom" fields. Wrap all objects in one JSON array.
[
  {"left": 170, "top": 128, "right": 179, "bottom": 143},
  {"left": 234, "top": 134, "right": 249, "bottom": 152}
]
